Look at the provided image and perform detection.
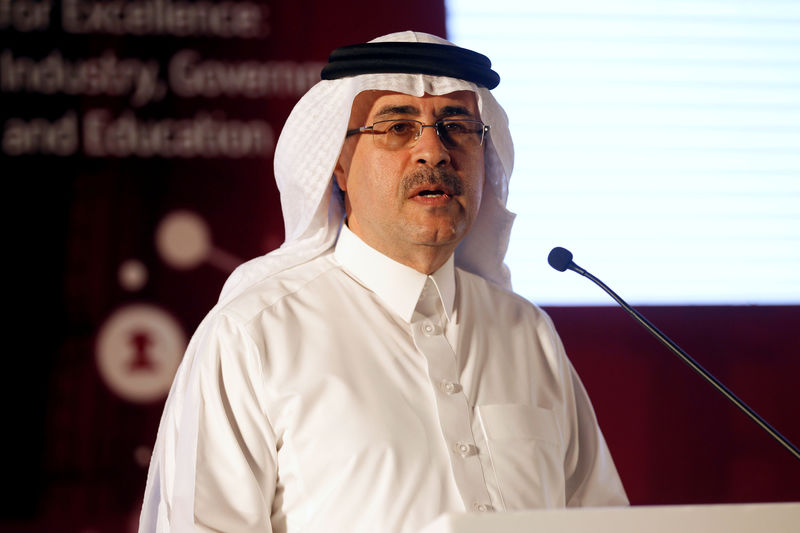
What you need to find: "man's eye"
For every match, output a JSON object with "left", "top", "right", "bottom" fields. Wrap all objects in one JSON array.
[
  {"left": 387, "top": 121, "right": 415, "bottom": 135},
  {"left": 442, "top": 121, "right": 470, "bottom": 134}
]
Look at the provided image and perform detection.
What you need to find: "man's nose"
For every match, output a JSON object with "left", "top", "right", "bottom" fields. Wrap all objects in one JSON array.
[{"left": 413, "top": 124, "right": 451, "bottom": 167}]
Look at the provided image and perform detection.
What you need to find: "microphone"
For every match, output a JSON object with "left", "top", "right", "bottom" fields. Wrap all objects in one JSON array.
[
  {"left": 548, "top": 246, "right": 583, "bottom": 274},
  {"left": 548, "top": 246, "right": 800, "bottom": 462}
]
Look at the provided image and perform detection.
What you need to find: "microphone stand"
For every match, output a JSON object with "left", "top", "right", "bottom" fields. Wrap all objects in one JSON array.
[{"left": 551, "top": 248, "right": 800, "bottom": 462}]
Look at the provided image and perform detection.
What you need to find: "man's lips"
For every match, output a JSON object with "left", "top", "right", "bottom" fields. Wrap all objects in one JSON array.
[
  {"left": 408, "top": 188, "right": 456, "bottom": 207},
  {"left": 407, "top": 185, "right": 456, "bottom": 199}
]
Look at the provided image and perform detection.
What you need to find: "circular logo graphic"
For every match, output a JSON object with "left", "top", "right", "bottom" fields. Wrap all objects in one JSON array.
[
  {"left": 118, "top": 258, "right": 149, "bottom": 291},
  {"left": 155, "top": 210, "right": 212, "bottom": 269},
  {"left": 95, "top": 304, "right": 186, "bottom": 403}
]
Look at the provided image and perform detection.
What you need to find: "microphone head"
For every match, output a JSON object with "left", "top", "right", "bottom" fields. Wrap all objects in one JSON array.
[{"left": 548, "top": 247, "right": 574, "bottom": 272}]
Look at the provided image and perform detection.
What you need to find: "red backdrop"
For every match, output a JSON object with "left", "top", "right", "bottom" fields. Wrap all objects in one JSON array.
[{"left": 548, "top": 305, "right": 800, "bottom": 505}]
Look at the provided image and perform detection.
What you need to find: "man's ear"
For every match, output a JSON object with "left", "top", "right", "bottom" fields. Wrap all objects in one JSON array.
[
  {"left": 333, "top": 156, "right": 351, "bottom": 216},
  {"left": 334, "top": 158, "right": 347, "bottom": 191},
  {"left": 334, "top": 146, "right": 353, "bottom": 192}
]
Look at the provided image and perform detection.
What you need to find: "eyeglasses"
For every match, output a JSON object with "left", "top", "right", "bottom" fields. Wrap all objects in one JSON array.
[{"left": 346, "top": 119, "right": 490, "bottom": 151}]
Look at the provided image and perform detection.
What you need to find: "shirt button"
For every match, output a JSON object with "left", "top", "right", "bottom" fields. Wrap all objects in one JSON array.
[
  {"left": 439, "top": 380, "right": 462, "bottom": 395},
  {"left": 454, "top": 441, "right": 477, "bottom": 458},
  {"left": 473, "top": 502, "right": 494, "bottom": 512},
  {"left": 422, "top": 320, "right": 439, "bottom": 336}
]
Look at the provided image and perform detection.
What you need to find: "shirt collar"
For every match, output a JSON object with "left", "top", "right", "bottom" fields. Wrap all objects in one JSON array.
[{"left": 334, "top": 224, "right": 455, "bottom": 323}]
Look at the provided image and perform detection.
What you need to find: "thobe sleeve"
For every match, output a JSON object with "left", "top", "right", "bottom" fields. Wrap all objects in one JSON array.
[
  {"left": 140, "top": 311, "right": 279, "bottom": 532},
  {"left": 563, "top": 359, "right": 629, "bottom": 507},
  {"left": 191, "top": 312, "right": 279, "bottom": 531},
  {"left": 538, "top": 311, "right": 628, "bottom": 507}
]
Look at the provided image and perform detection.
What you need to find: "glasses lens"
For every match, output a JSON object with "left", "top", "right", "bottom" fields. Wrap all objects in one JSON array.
[
  {"left": 372, "top": 120, "right": 421, "bottom": 149},
  {"left": 437, "top": 120, "right": 485, "bottom": 149}
]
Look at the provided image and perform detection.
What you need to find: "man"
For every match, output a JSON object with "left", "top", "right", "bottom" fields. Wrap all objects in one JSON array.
[{"left": 140, "top": 31, "right": 627, "bottom": 533}]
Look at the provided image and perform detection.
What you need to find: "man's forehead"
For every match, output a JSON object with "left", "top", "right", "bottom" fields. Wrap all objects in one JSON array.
[{"left": 350, "top": 90, "right": 480, "bottom": 124}]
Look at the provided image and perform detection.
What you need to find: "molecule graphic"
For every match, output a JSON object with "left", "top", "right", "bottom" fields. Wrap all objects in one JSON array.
[{"left": 95, "top": 209, "right": 243, "bottom": 404}]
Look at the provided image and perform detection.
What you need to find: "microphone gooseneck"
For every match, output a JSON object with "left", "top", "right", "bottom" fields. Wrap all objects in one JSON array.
[{"left": 547, "top": 246, "right": 800, "bottom": 462}]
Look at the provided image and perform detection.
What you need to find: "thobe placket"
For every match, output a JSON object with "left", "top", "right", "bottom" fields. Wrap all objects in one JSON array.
[{"left": 411, "top": 277, "right": 494, "bottom": 513}]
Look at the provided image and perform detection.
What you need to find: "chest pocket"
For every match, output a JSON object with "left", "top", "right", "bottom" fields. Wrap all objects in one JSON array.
[{"left": 476, "top": 404, "right": 566, "bottom": 509}]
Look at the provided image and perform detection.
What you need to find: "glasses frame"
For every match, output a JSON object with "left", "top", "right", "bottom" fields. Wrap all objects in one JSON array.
[{"left": 346, "top": 119, "right": 490, "bottom": 150}]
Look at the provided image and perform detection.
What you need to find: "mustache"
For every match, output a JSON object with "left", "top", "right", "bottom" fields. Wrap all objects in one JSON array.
[{"left": 401, "top": 167, "right": 463, "bottom": 196}]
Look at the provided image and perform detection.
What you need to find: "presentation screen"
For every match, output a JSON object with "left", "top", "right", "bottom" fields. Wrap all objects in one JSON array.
[{"left": 448, "top": 0, "right": 800, "bottom": 305}]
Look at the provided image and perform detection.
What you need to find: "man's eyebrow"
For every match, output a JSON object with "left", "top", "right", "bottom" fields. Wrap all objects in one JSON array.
[
  {"left": 374, "top": 105, "right": 419, "bottom": 118},
  {"left": 438, "top": 105, "right": 475, "bottom": 118}
]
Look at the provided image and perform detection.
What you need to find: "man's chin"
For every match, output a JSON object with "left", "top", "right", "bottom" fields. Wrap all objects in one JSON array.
[{"left": 406, "top": 222, "right": 468, "bottom": 248}]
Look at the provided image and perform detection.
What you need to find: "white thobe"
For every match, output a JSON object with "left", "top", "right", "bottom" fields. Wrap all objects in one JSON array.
[{"left": 140, "top": 225, "right": 627, "bottom": 533}]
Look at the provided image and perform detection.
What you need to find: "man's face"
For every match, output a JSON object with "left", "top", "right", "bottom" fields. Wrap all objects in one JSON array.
[{"left": 335, "top": 90, "right": 485, "bottom": 269}]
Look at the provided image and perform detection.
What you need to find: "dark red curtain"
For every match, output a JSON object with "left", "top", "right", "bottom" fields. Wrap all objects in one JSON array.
[{"left": 549, "top": 305, "right": 800, "bottom": 505}]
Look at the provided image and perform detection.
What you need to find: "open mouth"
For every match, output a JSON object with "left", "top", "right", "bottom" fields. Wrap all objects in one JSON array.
[
  {"left": 410, "top": 183, "right": 456, "bottom": 199},
  {"left": 417, "top": 189, "right": 450, "bottom": 198}
]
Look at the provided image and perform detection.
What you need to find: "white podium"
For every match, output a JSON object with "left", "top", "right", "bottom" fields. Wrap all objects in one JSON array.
[{"left": 418, "top": 502, "right": 800, "bottom": 533}]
